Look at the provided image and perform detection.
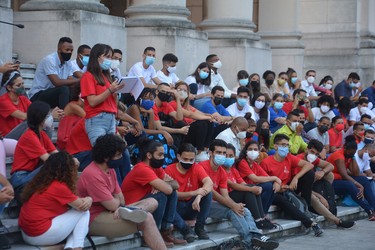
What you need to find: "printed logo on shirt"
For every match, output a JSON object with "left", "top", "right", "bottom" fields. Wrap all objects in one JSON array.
[
  {"left": 187, "top": 178, "right": 192, "bottom": 188},
  {"left": 284, "top": 166, "right": 289, "bottom": 174}
]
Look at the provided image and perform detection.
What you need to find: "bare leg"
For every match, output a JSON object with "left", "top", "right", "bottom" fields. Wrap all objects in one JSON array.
[
  {"left": 311, "top": 194, "right": 339, "bottom": 224},
  {"left": 130, "top": 198, "right": 158, "bottom": 213},
  {"left": 138, "top": 213, "right": 167, "bottom": 250},
  {"left": 324, "top": 172, "right": 334, "bottom": 184}
]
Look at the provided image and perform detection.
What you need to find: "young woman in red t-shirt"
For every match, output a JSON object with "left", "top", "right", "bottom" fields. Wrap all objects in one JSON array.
[
  {"left": 80, "top": 43, "right": 124, "bottom": 146},
  {"left": 19, "top": 151, "right": 91, "bottom": 249}
]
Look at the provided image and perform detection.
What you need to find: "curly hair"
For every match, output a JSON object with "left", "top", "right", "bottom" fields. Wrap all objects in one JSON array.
[
  {"left": 21, "top": 151, "right": 78, "bottom": 202},
  {"left": 92, "top": 134, "right": 126, "bottom": 163}
]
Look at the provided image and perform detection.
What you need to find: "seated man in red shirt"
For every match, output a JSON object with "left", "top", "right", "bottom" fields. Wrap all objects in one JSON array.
[
  {"left": 77, "top": 134, "right": 166, "bottom": 250},
  {"left": 261, "top": 134, "right": 324, "bottom": 236},
  {"left": 200, "top": 139, "right": 279, "bottom": 250},
  {"left": 165, "top": 143, "right": 213, "bottom": 242},
  {"left": 282, "top": 89, "right": 314, "bottom": 124}
]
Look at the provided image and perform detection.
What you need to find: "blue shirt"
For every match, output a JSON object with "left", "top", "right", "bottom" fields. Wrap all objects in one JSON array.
[
  {"left": 334, "top": 80, "right": 352, "bottom": 103},
  {"left": 200, "top": 100, "right": 231, "bottom": 116},
  {"left": 29, "top": 52, "right": 73, "bottom": 98},
  {"left": 269, "top": 106, "right": 287, "bottom": 133},
  {"left": 361, "top": 86, "right": 375, "bottom": 106}
]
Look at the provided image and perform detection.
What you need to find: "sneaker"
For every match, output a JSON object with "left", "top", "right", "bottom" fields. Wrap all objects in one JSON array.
[
  {"left": 118, "top": 207, "right": 148, "bottom": 223},
  {"left": 311, "top": 223, "right": 324, "bottom": 237},
  {"left": 181, "top": 226, "right": 195, "bottom": 243},
  {"left": 195, "top": 225, "right": 209, "bottom": 240},
  {"left": 251, "top": 234, "right": 279, "bottom": 249},
  {"left": 196, "top": 152, "right": 209, "bottom": 162},
  {"left": 161, "top": 228, "right": 187, "bottom": 245},
  {"left": 256, "top": 219, "right": 277, "bottom": 230},
  {"left": 337, "top": 220, "right": 355, "bottom": 228}
]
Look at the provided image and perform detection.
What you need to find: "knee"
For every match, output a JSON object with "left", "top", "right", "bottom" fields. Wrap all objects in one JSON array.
[
  {"left": 302, "top": 170, "right": 315, "bottom": 181},
  {"left": 138, "top": 213, "right": 156, "bottom": 231},
  {"left": 148, "top": 198, "right": 159, "bottom": 212}
]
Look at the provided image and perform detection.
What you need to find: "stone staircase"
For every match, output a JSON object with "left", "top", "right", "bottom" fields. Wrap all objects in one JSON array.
[{"left": 12, "top": 53, "right": 36, "bottom": 94}]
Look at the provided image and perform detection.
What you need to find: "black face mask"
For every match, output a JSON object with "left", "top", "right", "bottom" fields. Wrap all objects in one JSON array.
[
  {"left": 213, "top": 97, "right": 223, "bottom": 106},
  {"left": 150, "top": 157, "right": 164, "bottom": 168},
  {"left": 251, "top": 81, "right": 260, "bottom": 91},
  {"left": 344, "top": 153, "right": 354, "bottom": 159},
  {"left": 318, "top": 125, "right": 329, "bottom": 134},
  {"left": 246, "top": 131, "right": 253, "bottom": 138},
  {"left": 298, "top": 100, "right": 305, "bottom": 106},
  {"left": 158, "top": 92, "right": 171, "bottom": 102},
  {"left": 260, "top": 128, "right": 269, "bottom": 137},
  {"left": 265, "top": 79, "right": 274, "bottom": 85},
  {"left": 180, "top": 161, "right": 194, "bottom": 170},
  {"left": 60, "top": 52, "right": 72, "bottom": 62},
  {"left": 107, "top": 157, "right": 123, "bottom": 169}
]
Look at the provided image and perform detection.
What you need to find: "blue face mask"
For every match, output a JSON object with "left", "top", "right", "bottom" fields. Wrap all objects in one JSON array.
[
  {"left": 239, "top": 79, "right": 249, "bottom": 86},
  {"left": 81, "top": 56, "right": 89, "bottom": 66},
  {"left": 274, "top": 101, "right": 284, "bottom": 110},
  {"left": 145, "top": 56, "right": 155, "bottom": 66},
  {"left": 107, "top": 157, "right": 123, "bottom": 169},
  {"left": 277, "top": 146, "right": 289, "bottom": 158},
  {"left": 349, "top": 82, "right": 357, "bottom": 89},
  {"left": 100, "top": 59, "right": 112, "bottom": 70},
  {"left": 364, "top": 124, "right": 370, "bottom": 130},
  {"left": 237, "top": 97, "right": 248, "bottom": 107},
  {"left": 213, "top": 154, "right": 226, "bottom": 166},
  {"left": 223, "top": 157, "right": 235, "bottom": 167},
  {"left": 199, "top": 71, "right": 209, "bottom": 80},
  {"left": 291, "top": 77, "right": 298, "bottom": 84},
  {"left": 140, "top": 99, "right": 154, "bottom": 110}
]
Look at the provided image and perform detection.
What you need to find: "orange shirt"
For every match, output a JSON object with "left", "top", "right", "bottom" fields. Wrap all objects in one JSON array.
[{"left": 327, "top": 149, "right": 352, "bottom": 180}]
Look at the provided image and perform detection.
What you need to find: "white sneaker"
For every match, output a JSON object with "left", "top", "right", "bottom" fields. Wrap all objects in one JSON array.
[
  {"left": 118, "top": 207, "right": 148, "bottom": 223},
  {"left": 196, "top": 152, "right": 209, "bottom": 162}
]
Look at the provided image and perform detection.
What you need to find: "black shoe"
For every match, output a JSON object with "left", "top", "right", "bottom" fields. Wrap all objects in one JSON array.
[
  {"left": 251, "top": 234, "right": 279, "bottom": 250},
  {"left": 311, "top": 223, "right": 324, "bottom": 237},
  {"left": 181, "top": 226, "right": 195, "bottom": 243},
  {"left": 337, "top": 220, "right": 355, "bottom": 229},
  {"left": 195, "top": 225, "right": 209, "bottom": 240},
  {"left": 256, "top": 219, "right": 277, "bottom": 230}
]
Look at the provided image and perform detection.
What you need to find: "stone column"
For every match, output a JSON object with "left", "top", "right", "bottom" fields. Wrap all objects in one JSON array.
[
  {"left": 257, "top": 0, "right": 304, "bottom": 77},
  {"left": 0, "top": 0, "right": 13, "bottom": 61},
  {"left": 20, "top": 0, "right": 108, "bottom": 14},
  {"left": 199, "top": 0, "right": 271, "bottom": 89},
  {"left": 124, "top": 0, "right": 208, "bottom": 80}
]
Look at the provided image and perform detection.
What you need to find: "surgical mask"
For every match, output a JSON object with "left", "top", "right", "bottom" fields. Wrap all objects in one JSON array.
[
  {"left": 320, "top": 105, "right": 330, "bottom": 113},
  {"left": 81, "top": 55, "right": 89, "bottom": 66},
  {"left": 277, "top": 146, "right": 289, "bottom": 158},
  {"left": 236, "top": 130, "right": 247, "bottom": 139},
  {"left": 150, "top": 157, "right": 164, "bottom": 168},
  {"left": 179, "top": 160, "right": 194, "bottom": 170},
  {"left": 364, "top": 124, "right": 371, "bottom": 130},
  {"left": 100, "top": 58, "right": 112, "bottom": 70},
  {"left": 158, "top": 92, "right": 170, "bottom": 102},
  {"left": 325, "top": 83, "right": 332, "bottom": 90},
  {"left": 237, "top": 97, "right": 248, "bottom": 107},
  {"left": 239, "top": 79, "right": 249, "bottom": 86},
  {"left": 318, "top": 125, "right": 329, "bottom": 134},
  {"left": 213, "top": 154, "right": 226, "bottom": 166},
  {"left": 255, "top": 100, "right": 265, "bottom": 109},
  {"left": 335, "top": 124, "right": 345, "bottom": 132},
  {"left": 349, "top": 82, "right": 357, "bottom": 89},
  {"left": 291, "top": 77, "right": 298, "bottom": 84},
  {"left": 179, "top": 90, "right": 188, "bottom": 100},
  {"left": 13, "top": 86, "right": 25, "bottom": 95},
  {"left": 247, "top": 150, "right": 259, "bottom": 160},
  {"left": 307, "top": 76, "right": 315, "bottom": 84},
  {"left": 289, "top": 121, "right": 299, "bottom": 131},
  {"left": 107, "top": 157, "right": 123, "bottom": 169},
  {"left": 360, "top": 107, "right": 368, "bottom": 114},
  {"left": 223, "top": 157, "right": 235, "bottom": 167},
  {"left": 265, "top": 79, "right": 274, "bottom": 85},
  {"left": 277, "top": 79, "right": 286, "bottom": 86},
  {"left": 364, "top": 137, "right": 374, "bottom": 145},
  {"left": 43, "top": 115, "right": 54, "bottom": 129},
  {"left": 199, "top": 71, "right": 209, "bottom": 79},
  {"left": 145, "top": 56, "right": 155, "bottom": 66},
  {"left": 274, "top": 101, "right": 284, "bottom": 110},
  {"left": 60, "top": 52, "right": 72, "bottom": 61},
  {"left": 111, "top": 59, "right": 120, "bottom": 70},
  {"left": 213, "top": 97, "right": 223, "bottom": 106},
  {"left": 140, "top": 99, "right": 154, "bottom": 110},
  {"left": 212, "top": 60, "right": 222, "bottom": 69},
  {"left": 306, "top": 153, "right": 317, "bottom": 163},
  {"left": 167, "top": 66, "right": 176, "bottom": 73}
]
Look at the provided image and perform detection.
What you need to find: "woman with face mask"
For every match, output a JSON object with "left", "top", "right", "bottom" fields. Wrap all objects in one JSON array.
[
  {"left": 286, "top": 67, "right": 301, "bottom": 96},
  {"left": 311, "top": 95, "right": 336, "bottom": 123},
  {"left": 269, "top": 93, "right": 287, "bottom": 133},
  {"left": 328, "top": 116, "right": 345, "bottom": 153},
  {"left": 274, "top": 72, "right": 291, "bottom": 101},
  {"left": 250, "top": 93, "right": 270, "bottom": 124},
  {"left": 232, "top": 70, "right": 250, "bottom": 92},
  {"left": 246, "top": 73, "right": 261, "bottom": 99},
  {"left": 254, "top": 119, "right": 271, "bottom": 155}
]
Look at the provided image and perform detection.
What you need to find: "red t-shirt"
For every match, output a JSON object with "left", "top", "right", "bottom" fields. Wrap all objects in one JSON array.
[
  {"left": 11, "top": 129, "right": 56, "bottom": 174},
  {"left": 236, "top": 159, "right": 268, "bottom": 184},
  {"left": 56, "top": 115, "right": 82, "bottom": 150},
  {"left": 152, "top": 102, "right": 175, "bottom": 121},
  {"left": 80, "top": 72, "right": 117, "bottom": 118},
  {"left": 328, "top": 128, "right": 343, "bottom": 149},
  {"left": 260, "top": 154, "right": 301, "bottom": 185},
  {"left": 19, "top": 180, "right": 78, "bottom": 236},
  {"left": 327, "top": 149, "right": 351, "bottom": 180},
  {"left": 199, "top": 160, "right": 227, "bottom": 193},
  {"left": 65, "top": 118, "right": 92, "bottom": 155},
  {"left": 282, "top": 102, "right": 309, "bottom": 118},
  {"left": 165, "top": 163, "right": 208, "bottom": 200},
  {"left": 169, "top": 101, "right": 197, "bottom": 124},
  {"left": 121, "top": 162, "right": 165, "bottom": 204},
  {"left": 223, "top": 167, "right": 244, "bottom": 192},
  {"left": 0, "top": 94, "right": 31, "bottom": 136},
  {"left": 77, "top": 162, "right": 121, "bottom": 223}
]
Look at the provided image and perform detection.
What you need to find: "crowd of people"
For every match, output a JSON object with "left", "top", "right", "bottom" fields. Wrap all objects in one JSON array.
[{"left": 1, "top": 36, "right": 375, "bottom": 249}]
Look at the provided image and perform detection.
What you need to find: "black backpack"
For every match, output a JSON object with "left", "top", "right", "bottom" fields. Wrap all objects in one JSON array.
[{"left": 313, "top": 179, "right": 337, "bottom": 216}]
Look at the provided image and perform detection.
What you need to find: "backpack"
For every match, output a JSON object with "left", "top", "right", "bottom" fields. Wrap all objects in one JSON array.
[
  {"left": 313, "top": 179, "right": 337, "bottom": 215},
  {"left": 283, "top": 190, "right": 316, "bottom": 219}
]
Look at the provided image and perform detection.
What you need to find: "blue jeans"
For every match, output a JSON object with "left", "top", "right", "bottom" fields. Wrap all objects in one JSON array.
[
  {"left": 144, "top": 191, "right": 178, "bottom": 231},
  {"left": 258, "top": 182, "right": 275, "bottom": 214},
  {"left": 10, "top": 167, "right": 42, "bottom": 189},
  {"left": 209, "top": 201, "right": 261, "bottom": 244},
  {"left": 173, "top": 193, "right": 212, "bottom": 231},
  {"left": 333, "top": 176, "right": 375, "bottom": 213},
  {"left": 85, "top": 112, "right": 116, "bottom": 146}
]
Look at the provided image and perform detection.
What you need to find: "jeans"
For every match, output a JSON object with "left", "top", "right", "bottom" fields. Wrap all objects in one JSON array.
[
  {"left": 30, "top": 86, "right": 70, "bottom": 109},
  {"left": 257, "top": 182, "right": 275, "bottom": 214},
  {"left": 85, "top": 112, "right": 116, "bottom": 146},
  {"left": 209, "top": 201, "right": 261, "bottom": 244},
  {"left": 144, "top": 191, "right": 178, "bottom": 230},
  {"left": 333, "top": 176, "right": 375, "bottom": 212},
  {"left": 173, "top": 193, "right": 212, "bottom": 231},
  {"left": 10, "top": 167, "right": 42, "bottom": 189}
]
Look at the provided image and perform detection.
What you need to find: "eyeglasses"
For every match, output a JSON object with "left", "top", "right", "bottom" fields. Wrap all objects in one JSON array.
[{"left": 276, "top": 143, "right": 290, "bottom": 148}]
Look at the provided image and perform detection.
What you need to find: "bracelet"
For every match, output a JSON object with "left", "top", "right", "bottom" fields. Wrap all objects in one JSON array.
[{"left": 108, "top": 88, "right": 113, "bottom": 94}]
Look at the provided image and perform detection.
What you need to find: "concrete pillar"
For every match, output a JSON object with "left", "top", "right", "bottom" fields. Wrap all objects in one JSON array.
[
  {"left": 199, "top": 0, "right": 271, "bottom": 89},
  {"left": 20, "top": 0, "right": 109, "bottom": 14},
  {"left": 258, "top": 0, "right": 305, "bottom": 77},
  {"left": 124, "top": 0, "right": 209, "bottom": 80},
  {"left": 0, "top": 0, "right": 13, "bottom": 61}
]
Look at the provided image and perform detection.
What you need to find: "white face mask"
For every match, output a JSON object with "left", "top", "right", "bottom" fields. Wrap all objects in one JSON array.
[
  {"left": 255, "top": 100, "right": 265, "bottom": 109},
  {"left": 360, "top": 106, "right": 368, "bottom": 114},
  {"left": 306, "top": 153, "right": 318, "bottom": 163},
  {"left": 179, "top": 90, "right": 188, "bottom": 100},
  {"left": 110, "top": 59, "right": 120, "bottom": 70},
  {"left": 325, "top": 83, "right": 333, "bottom": 90},
  {"left": 307, "top": 76, "right": 315, "bottom": 84},
  {"left": 43, "top": 114, "right": 54, "bottom": 130},
  {"left": 320, "top": 105, "right": 330, "bottom": 113},
  {"left": 212, "top": 60, "right": 222, "bottom": 69},
  {"left": 167, "top": 66, "right": 176, "bottom": 73},
  {"left": 290, "top": 121, "right": 300, "bottom": 131},
  {"left": 247, "top": 150, "right": 259, "bottom": 160},
  {"left": 237, "top": 131, "right": 247, "bottom": 139}
]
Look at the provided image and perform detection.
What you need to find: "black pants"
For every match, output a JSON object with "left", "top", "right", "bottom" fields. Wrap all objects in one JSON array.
[
  {"left": 30, "top": 86, "right": 70, "bottom": 109},
  {"left": 184, "top": 120, "right": 214, "bottom": 151},
  {"left": 229, "top": 190, "right": 264, "bottom": 220},
  {"left": 293, "top": 170, "right": 315, "bottom": 207}
]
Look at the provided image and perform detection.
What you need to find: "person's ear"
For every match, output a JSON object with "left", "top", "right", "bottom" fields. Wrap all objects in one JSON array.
[{"left": 146, "top": 152, "right": 152, "bottom": 160}]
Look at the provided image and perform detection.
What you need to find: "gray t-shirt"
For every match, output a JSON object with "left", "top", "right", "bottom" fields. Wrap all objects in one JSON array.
[{"left": 307, "top": 127, "right": 329, "bottom": 146}]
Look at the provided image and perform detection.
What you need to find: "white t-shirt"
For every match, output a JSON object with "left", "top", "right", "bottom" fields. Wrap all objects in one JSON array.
[
  {"left": 215, "top": 127, "right": 241, "bottom": 157},
  {"left": 184, "top": 75, "right": 211, "bottom": 96},
  {"left": 128, "top": 61, "right": 157, "bottom": 85},
  {"left": 226, "top": 103, "right": 253, "bottom": 117},
  {"left": 156, "top": 70, "right": 179, "bottom": 86},
  {"left": 349, "top": 106, "right": 375, "bottom": 122},
  {"left": 301, "top": 80, "right": 318, "bottom": 97},
  {"left": 354, "top": 152, "right": 371, "bottom": 174},
  {"left": 307, "top": 127, "right": 329, "bottom": 146},
  {"left": 210, "top": 72, "right": 236, "bottom": 98},
  {"left": 311, "top": 107, "right": 336, "bottom": 123}
]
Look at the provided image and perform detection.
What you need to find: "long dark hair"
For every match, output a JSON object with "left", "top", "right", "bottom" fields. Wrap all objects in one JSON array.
[
  {"left": 87, "top": 43, "right": 113, "bottom": 86},
  {"left": 247, "top": 73, "right": 260, "bottom": 95},
  {"left": 255, "top": 118, "right": 270, "bottom": 150},
  {"left": 251, "top": 92, "right": 269, "bottom": 120},
  {"left": 191, "top": 62, "right": 211, "bottom": 86},
  {"left": 235, "top": 140, "right": 259, "bottom": 168},
  {"left": 27, "top": 101, "right": 50, "bottom": 138}
]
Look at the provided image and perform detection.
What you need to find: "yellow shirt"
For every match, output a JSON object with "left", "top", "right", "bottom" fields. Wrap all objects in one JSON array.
[{"left": 270, "top": 125, "right": 307, "bottom": 155}]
